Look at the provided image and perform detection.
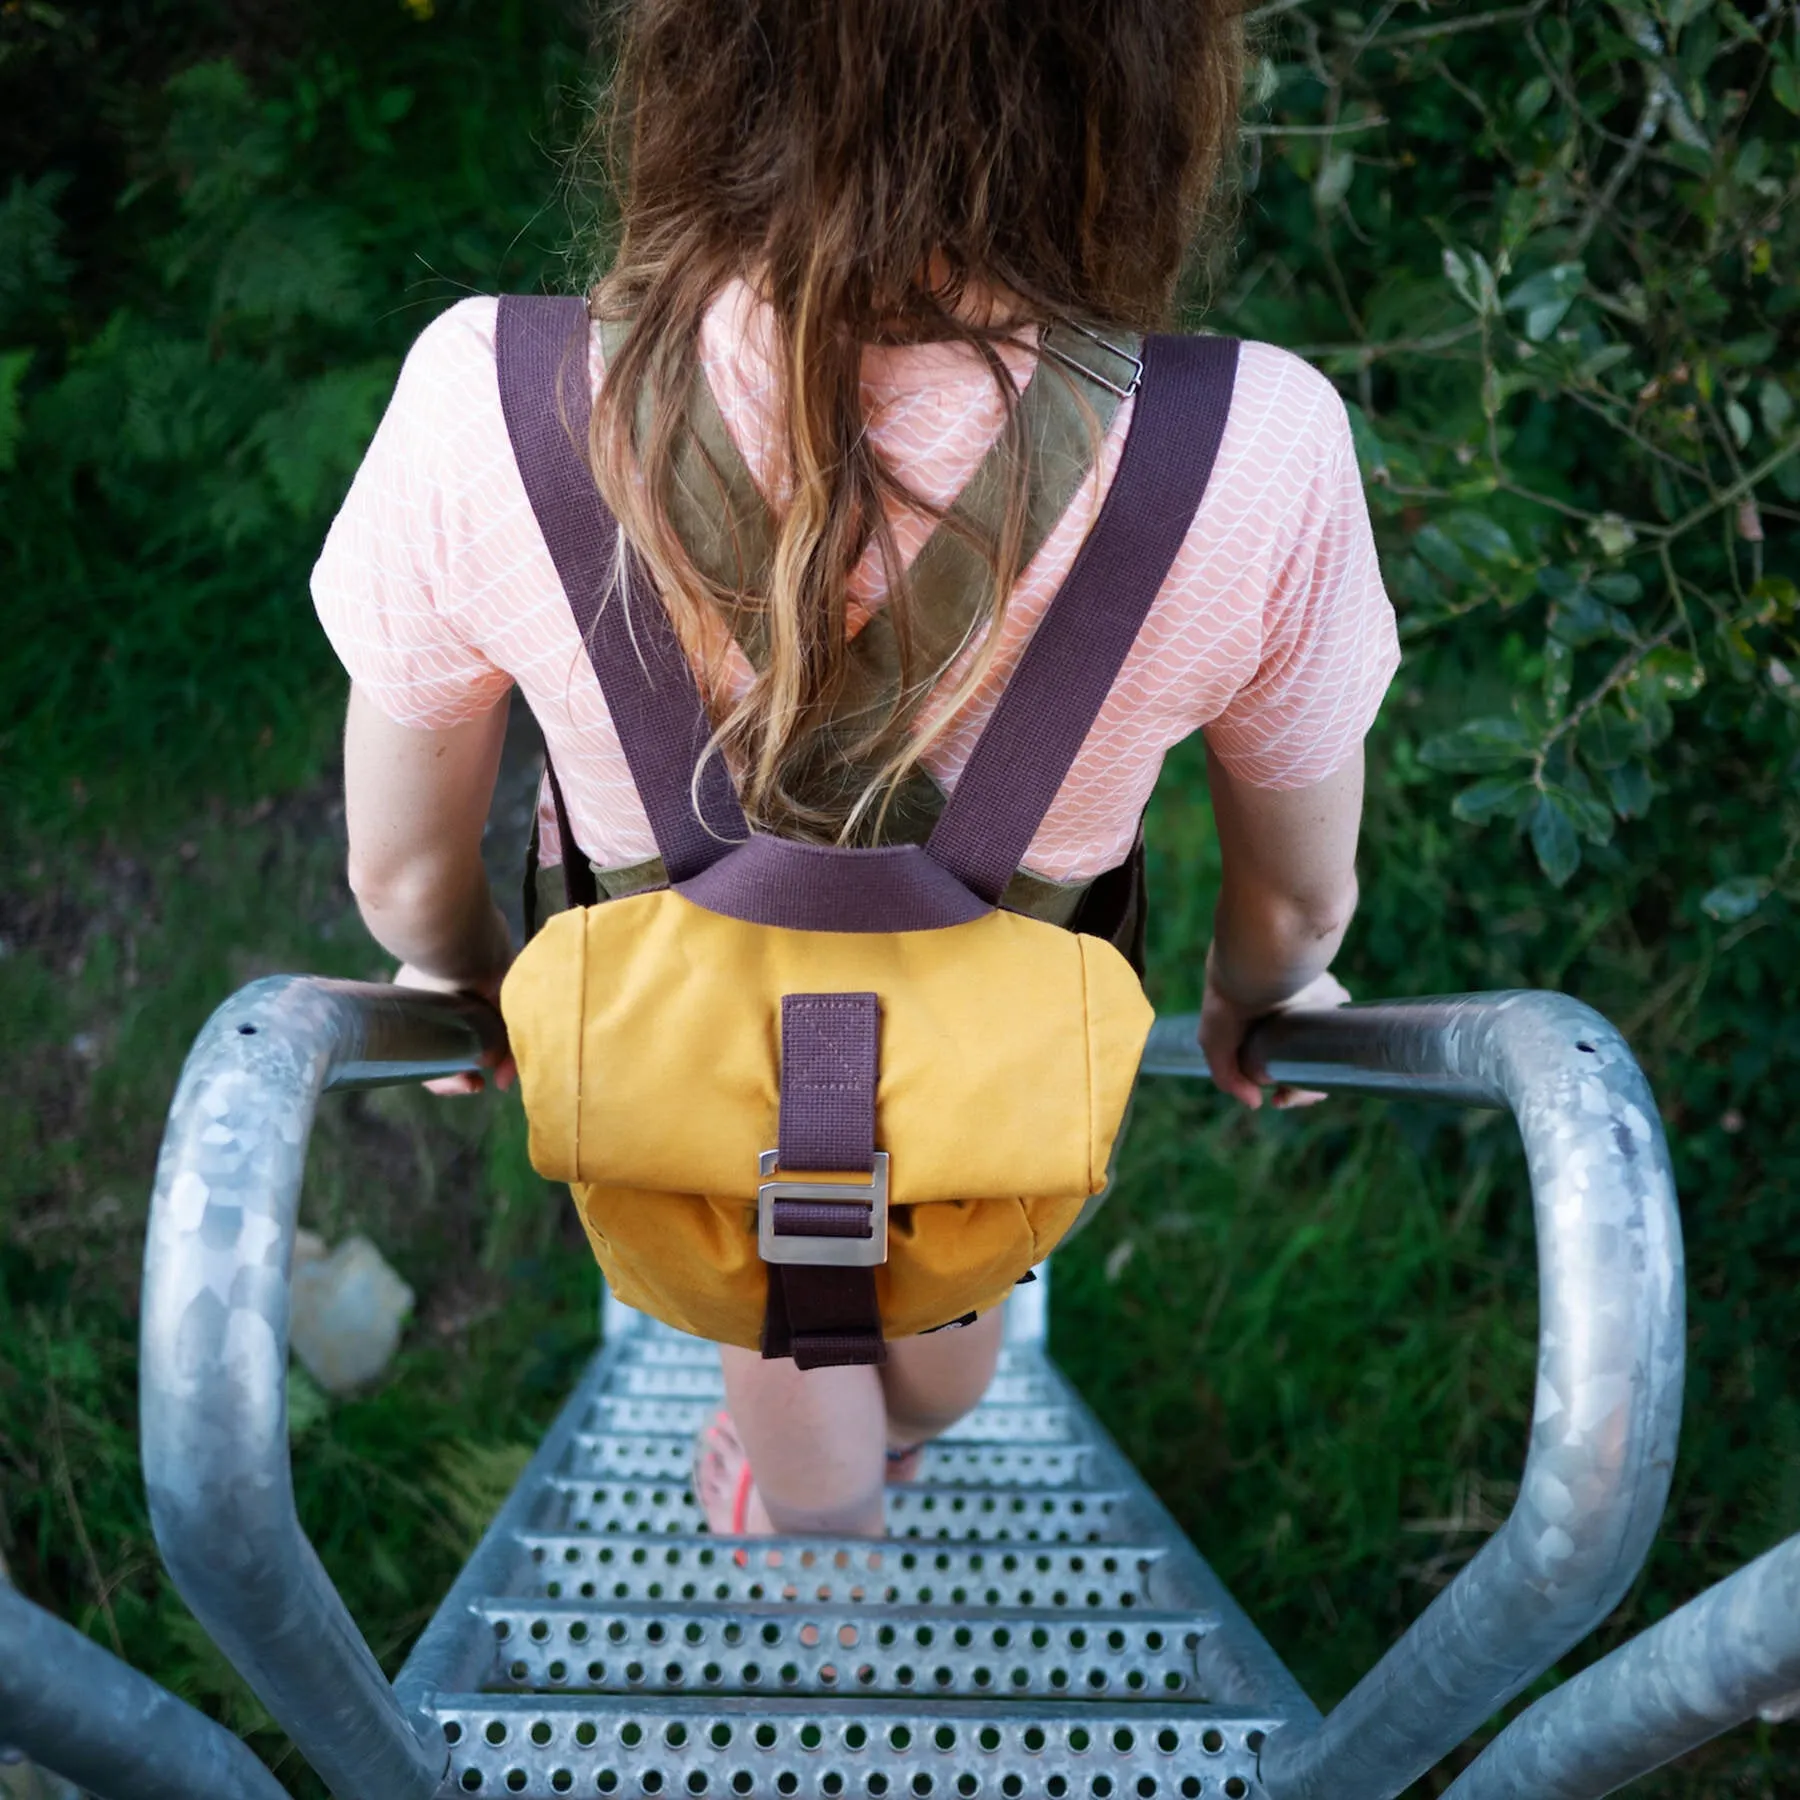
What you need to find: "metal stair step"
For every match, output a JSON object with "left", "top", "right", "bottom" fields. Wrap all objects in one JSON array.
[
  {"left": 566, "top": 1435, "right": 1096, "bottom": 1491},
  {"left": 508, "top": 1535, "right": 1167, "bottom": 1611},
  {"left": 404, "top": 1314, "right": 1301, "bottom": 1800},
  {"left": 472, "top": 1602, "right": 1220, "bottom": 1700},
  {"left": 433, "top": 1694, "right": 1275, "bottom": 1800},
  {"left": 586, "top": 1397, "right": 1077, "bottom": 1445},
  {"left": 539, "top": 1479, "right": 1135, "bottom": 1545}
]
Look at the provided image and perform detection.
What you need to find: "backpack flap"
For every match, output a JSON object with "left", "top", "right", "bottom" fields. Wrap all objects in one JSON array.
[{"left": 502, "top": 888, "right": 1151, "bottom": 1347}]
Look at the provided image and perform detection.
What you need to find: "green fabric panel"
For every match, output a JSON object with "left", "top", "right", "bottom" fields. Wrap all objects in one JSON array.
[
  {"left": 596, "top": 314, "right": 1141, "bottom": 707},
  {"left": 597, "top": 317, "right": 775, "bottom": 602},
  {"left": 534, "top": 842, "right": 1094, "bottom": 933},
  {"left": 820, "top": 321, "right": 1140, "bottom": 733}
]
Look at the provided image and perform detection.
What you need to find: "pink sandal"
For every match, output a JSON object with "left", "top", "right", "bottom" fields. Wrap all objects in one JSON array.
[{"left": 693, "top": 1410, "right": 754, "bottom": 1562}]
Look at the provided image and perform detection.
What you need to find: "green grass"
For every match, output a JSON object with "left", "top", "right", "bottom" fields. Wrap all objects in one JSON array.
[
  {"left": 2, "top": 3, "right": 1796, "bottom": 1793},
  {"left": 2, "top": 735, "right": 1794, "bottom": 1795}
]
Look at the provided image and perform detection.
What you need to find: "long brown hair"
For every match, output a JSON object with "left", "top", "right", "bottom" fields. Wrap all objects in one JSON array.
[{"left": 584, "top": 0, "right": 1244, "bottom": 842}]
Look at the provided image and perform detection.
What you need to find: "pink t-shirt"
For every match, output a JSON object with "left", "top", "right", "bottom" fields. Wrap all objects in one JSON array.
[{"left": 313, "top": 288, "right": 1398, "bottom": 883}]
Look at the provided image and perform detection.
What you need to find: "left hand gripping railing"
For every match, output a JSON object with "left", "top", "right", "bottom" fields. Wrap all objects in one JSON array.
[
  {"left": 139, "top": 976, "right": 504, "bottom": 1800},
  {"left": 1145, "top": 992, "right": 1685, "bottom": 1800}
]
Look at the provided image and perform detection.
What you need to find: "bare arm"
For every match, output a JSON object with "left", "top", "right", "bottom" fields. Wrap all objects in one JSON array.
[
  {"left": 343, "top": 684, "right": 513, "bottom": 1087},
  {"left": 1200, "top": 746, "right": 1363, "bottom": 1109}
]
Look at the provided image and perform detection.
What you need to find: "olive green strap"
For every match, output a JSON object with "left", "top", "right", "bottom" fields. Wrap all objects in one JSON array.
[
  {"left": 578, "top": 314, "right": 1138, "bottom": 862},
  {"left": 824, "top": 322, "right": 1140, "bottom": 734},
  {"left": 595, "top": 316, "right": 1141, "bottom": 697},
  {"left": 597, "top": 317, "right": 777, "bottom": 600}
]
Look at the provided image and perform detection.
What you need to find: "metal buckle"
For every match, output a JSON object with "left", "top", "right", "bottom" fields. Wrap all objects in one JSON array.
[
  {"left": 1040, "top": 319, "right": 1144, "bottom": 400},
  {"left": 757, "top": 1150, "right": 890, "bottom": 1269}
]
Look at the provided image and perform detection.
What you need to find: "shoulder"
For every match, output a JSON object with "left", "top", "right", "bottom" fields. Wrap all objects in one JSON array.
[
  {"left": 384, "top": 295, "right": 504, "bottom": 435},
  {"left": 1217, "top": 338, "right": 1355, "bottom": 478}
]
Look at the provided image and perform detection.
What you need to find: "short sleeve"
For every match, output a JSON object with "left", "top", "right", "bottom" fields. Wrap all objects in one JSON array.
[
  {"left": 310, "top": 299, "right": 514, "bottom": 729},
  {"left": 1203, "top": 378, "right": 1398, "bottom": 788}
]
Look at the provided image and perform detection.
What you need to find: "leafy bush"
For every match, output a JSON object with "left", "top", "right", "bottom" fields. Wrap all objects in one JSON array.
[
  {"left": 0, "top": 0, "right": 584, "bottom": 828},
  {"left": 1223, "top": 0, "right": 1798, "bottom": 901},
  {"left": 1, "top": 3, "right": 1796, "bottom": 1795}
]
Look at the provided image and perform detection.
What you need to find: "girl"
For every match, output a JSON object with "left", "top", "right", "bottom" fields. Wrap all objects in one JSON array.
[{"left": 313, "top": 0, "right": 1395, "bottom": 1540}]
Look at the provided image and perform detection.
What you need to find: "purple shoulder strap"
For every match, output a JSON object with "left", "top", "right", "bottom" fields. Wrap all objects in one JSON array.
[
  {"left": 923, "top": 332, "right": 1240, "bottom": 903},
  {"left": 497, "top": 297, "right": 1237, "bottom": 906},
  {"left": 496, "top": 294, "right": 747, "bottom": 881}
]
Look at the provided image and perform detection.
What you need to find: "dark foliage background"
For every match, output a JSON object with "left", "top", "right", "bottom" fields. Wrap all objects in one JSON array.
[{"left": 0, "top": 1, "right": 1795, "bottom": 1794}]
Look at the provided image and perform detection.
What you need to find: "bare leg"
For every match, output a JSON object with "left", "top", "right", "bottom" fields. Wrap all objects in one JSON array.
[
  {"left": 880, "top": 1307, "right": 1006, "bottom": 1471},
  {"left": 715, "top": 1345, "right": 888, "bottom": 1536},
  {"left": 698, "top": 1308, "right": 1007, "bottom": 1534}
]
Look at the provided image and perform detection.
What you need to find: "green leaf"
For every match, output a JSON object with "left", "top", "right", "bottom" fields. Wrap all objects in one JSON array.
[
  {"left": 1700, "top": 876, "right": 1771, "bottom": 923},
  {"left": 286, "top": 1365, "right": 331, "bottom": 1438},
  {"left": 1723, "top": 331, "right": 1777, "bottom": 368},
  {"left": 1314, "top": 150, "right": 1355, "bottom": 210},
  {"left": 1588, "top": 514, "right": 1638, "bottom": 558},
  {"left": 1549, "top": 783, "right": 1615, "bottom": 845},
  {"left": 1761, "top": 379, "right": 1794, "bottom": 439},
  {"left": 1528, "top": 794, "right": 1581, "bottom": 886},
  {"left": 1543, "top": 636, "right": 1573, "bottom": 721},
  {"left": 214, "top": 203, "right": 363, "bottom": 329},
  {"left": 1443, "top": 247, "right": 1499, "bottom": 317},
  {"left": 1590, "top": 572, "right": 1643, "bottom": 605},
  {"left": 1503, "top": 262, "right": 1585, "bottom": 341},
  {"left": 248, "top": 359, "right": 396, "bottom": 517},
  {"left": 1772, "top": 63, "right": 1800, "bottom": 117},
  {"left": 1638, "top": 646, "right": 1706, "bottom": 702},
  {"left": 1420, "top": 716, "right": 1538, "bottom": 773},
  {"left": 1441, "top": 511, "right": 1520, "bottom": 567},
  {"left": 1549, "top": 588, "right": 1633, "bottom": 647},
  {"left": 1716, "top": 1, "right": 1759, "bottom": 42},
  {"left": 1451, "top": 776, "right": 1535, "bottom": 825},
  {"left": 1413, "top": 524, "right": 1475, "bottom": 585},
  {"left": 0, "top": 172, "right": 72, "bottom": 333},
  {"left": 1515, "top": 74, "right": 1553, "bottom": 124},
  {"left": 1726, "top": 399, "right": 1753, "bottom": 449},
  {"left": 1603, "top": 761, "right": 1654, "bottom": 820},
  {"left": 0, "top": 346, "right": 32, "bottom": 472},
  {"left": 1344, "top": 401, "right": 1391, "bottom": 481}
]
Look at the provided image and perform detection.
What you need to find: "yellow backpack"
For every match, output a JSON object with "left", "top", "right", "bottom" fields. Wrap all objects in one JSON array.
[{"left": 495, "top": 296, "right": 1239, "bottom": 1367}]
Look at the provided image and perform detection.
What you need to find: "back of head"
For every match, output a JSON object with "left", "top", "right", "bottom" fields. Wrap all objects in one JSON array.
[{"left": 585, "top": 0, "right": 1246, "bottom": 842}]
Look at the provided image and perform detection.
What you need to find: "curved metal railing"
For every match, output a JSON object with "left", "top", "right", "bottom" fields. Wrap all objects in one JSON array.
[
  {"left": 1145, "top": 992, "right": 1686, "bottom": 1800},
  {"left": 136, "top": 979, "right": 1683, "bottom": 1800},
  {"left": 139, "top": 977, "right": 504, "bottom": 1800},
  {"left": 1440, "top": 1527, "right": 1800, "bottom": 1799},
  {"left": 0, "top": 1577, "right": 290, "bottom": 1800}
]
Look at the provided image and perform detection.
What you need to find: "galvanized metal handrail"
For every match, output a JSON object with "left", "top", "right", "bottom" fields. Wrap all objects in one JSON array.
[
  {"left": 139, "top": 977, "right": 504, "bottom": 1800},
  {"left": 1145, "top": 991, "right": 1685, "bottom": 1800},
  {"left": 1440, "top": 1528, "right": 1800, "bottom": 1799},
  {"left": 139, "top": 979, "right": 1682, "bottom": 1800},
  {"left": 0, "top": 1579, "right": 291, "bottom": 1800}
]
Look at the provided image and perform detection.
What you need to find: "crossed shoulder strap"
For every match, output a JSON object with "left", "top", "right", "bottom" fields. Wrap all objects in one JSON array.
[{"left": 496, "top": 294, "right": 1239, "bottom": 904}]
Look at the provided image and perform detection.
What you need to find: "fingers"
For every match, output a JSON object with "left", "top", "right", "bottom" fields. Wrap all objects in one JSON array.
[
  {"left": 1198, "top": 1020, "right": 1263, "bottom": 1111},
  {"left": 425, "top": 1071, "right": 485, "bottom": 1096}
]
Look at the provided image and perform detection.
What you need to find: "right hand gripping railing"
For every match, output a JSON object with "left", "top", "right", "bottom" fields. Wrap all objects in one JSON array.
[
  {"left": 137, "top": 984, "right": 1683, "bottom": 1800},
  {"left": 1144, "top": 991, "right": 1685, "bottom": 1800}
]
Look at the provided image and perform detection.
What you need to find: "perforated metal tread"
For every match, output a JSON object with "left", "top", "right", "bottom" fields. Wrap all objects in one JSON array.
[{"left": 401, "top": 1309, "right": 1310, "bottom": 1799}]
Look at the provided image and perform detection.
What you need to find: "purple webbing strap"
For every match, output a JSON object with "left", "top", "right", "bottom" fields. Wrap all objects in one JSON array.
[
  {"left": 764, "top": 993, "right": 886, "bottom": 1369},
  {"left": 495, "top": 295, "right": 747, "bottom": 881},
  {"left": 926, "top": 334, "right": 1241, "bottom": 904},
  {"left": 777, "top": 994, "right": 879, "bottom": 1172}
]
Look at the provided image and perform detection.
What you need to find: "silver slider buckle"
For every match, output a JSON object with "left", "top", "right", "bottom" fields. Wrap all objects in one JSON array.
[{"left": 757, "top": 1149, "right": 890, "bottom": 1269}]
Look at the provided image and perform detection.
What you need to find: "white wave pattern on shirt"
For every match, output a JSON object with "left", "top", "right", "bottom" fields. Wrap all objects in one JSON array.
[{"left": 311, "top": 288, "right": 1399, "bottom": 881}]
